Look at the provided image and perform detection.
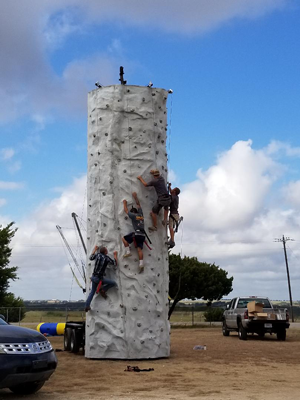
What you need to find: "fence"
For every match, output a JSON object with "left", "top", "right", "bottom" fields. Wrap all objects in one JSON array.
[
  {"left": 1, "top": 305, "right": 297, "bottom": 327},
  {"left": 0, "top": 306, "right": 215, "bottom": 327}
]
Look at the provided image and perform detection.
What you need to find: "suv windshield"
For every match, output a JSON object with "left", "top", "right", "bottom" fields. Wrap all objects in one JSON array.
[{"left": 237, "top": 298, "right": 271, "bottom": 309}]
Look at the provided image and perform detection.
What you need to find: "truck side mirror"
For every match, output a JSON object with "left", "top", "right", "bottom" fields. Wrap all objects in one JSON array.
[{"left": 226, "top": 304, "right": 230, "bottom": 310}]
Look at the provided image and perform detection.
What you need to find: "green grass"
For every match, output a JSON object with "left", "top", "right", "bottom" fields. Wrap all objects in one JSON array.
[{"left": 22, "top": 310, "right": 84, "bottom": 324}]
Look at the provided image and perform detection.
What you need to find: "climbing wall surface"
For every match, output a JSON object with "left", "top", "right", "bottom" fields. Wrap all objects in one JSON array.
[{"left": 85, "top": 85, "right": 170, "bottom": 359}]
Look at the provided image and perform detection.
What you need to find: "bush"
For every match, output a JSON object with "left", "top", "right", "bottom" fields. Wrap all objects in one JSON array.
[{"left": 204, "top": 307, "right": 224, "bottom": 322}]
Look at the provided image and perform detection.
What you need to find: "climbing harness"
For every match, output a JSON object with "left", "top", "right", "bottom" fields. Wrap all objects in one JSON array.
[
  {"left": 96, "top": 279, "right": 103, "bottom": 294},
  {"left": 170, "top": 215, "right": 184, "bottom": 233}
]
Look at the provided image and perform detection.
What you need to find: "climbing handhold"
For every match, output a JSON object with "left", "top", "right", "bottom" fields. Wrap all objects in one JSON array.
[
  {"left": 132, "top": 307, "right": 137, "bottom": 311},
  {"left": 102, "top": 192, "right": 106, "bottom": 195},
  {"left": 161, "top": 140, "right": 164, "bottom": 144},
  {"left": 105, "top": 133, "right": 108, "bottom": 136},
  {"left": 154, "top": 122, "right": 157, "bottom": 126},
  {"left": 128, "top": 127, "right": 132, "bottom": 131},
  {"left": 103, "top": 223, "right": 106, "bottom": 227},
  {"left": 156, "top": 151, "right": 159, "bottom": 154},
  {"left": 137, "top": 323, "right": 141, "bottom": 327}
]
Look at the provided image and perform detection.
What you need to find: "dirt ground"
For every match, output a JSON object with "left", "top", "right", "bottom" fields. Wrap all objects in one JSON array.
[{"left": 1, "top": 326, "right": 300, "bottom": 400}]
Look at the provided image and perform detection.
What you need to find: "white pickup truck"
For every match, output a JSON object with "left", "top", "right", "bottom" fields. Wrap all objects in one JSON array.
[{"left": 222, "top": 296, "right": 290, "bottom": 341}]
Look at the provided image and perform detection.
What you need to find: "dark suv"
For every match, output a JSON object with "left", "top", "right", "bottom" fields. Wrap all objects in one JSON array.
[{"left": 0, "top": 316, "right": 57, "bottom": 394}]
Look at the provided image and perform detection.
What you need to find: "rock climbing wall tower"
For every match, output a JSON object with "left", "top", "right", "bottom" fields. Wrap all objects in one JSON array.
[{"left": 85, "top": 84, "right": 170, "bottom": 359}]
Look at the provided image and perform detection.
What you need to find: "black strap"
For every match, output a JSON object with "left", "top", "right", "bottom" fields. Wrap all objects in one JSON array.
[{"left": 125, "top": 365, "right": 154, "bottom": 372}]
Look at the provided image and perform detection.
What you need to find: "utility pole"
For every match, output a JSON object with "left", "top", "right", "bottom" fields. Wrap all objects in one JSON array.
[{"left": 275, "top": 235, "right": 294, "bottom": 322}]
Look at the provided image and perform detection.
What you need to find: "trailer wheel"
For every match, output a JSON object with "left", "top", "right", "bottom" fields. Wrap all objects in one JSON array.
[
  {"left": 70, "top": 329, "right": 80, "bottom": 353},
  {"left": 277, "top": 329, "right": 286, "bottom": 341},
  {"left": 238, "top": 322, "right": 247, "bottom": 340},
  {"left": 64, "top": 327, "right": 72, "bottom": 351}
]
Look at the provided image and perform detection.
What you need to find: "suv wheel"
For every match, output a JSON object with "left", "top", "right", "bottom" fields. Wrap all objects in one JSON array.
[
  {"left": 238, "top": 322, "right": 247, "bottom": 340},
  {"left": 222, "top": 320, "right": 230, "bottom": 336},
  {"left": 9, "top": 381, "right": 45, "bottom": 395}
]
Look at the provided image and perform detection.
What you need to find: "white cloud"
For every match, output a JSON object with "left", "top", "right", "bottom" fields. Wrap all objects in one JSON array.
[
  {"left": 283, "top": 181, "right": 300, "bottom": 209},
  {"left": 9, "top": 175, "right": 87, "bottom": 300},
  {"left": 0, "top": 181, "right": 24, "bottom": 190},
  {"left": 180, "top": 140, "right": 281, "bottom": 231},
  {"left": 0, "top": 0, "right": 291, "bottom": 123},
  {"left": 168, "top": 169, "right": 178, "bottom": 185},
  {"left": 266, "top": 140, "right": 300, "bottom": 158},
  {"left": 0, "top": 148, "right": 15, "bottom": 161},
  {"left": 0, "top": 199, "right": 7, "bottom": 207},
  {"left": 171, "top": 139, "right": 300, "bottom": 300}
]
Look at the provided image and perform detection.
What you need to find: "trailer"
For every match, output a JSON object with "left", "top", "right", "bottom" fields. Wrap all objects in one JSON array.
[{"left": 64, "top": 321, "right": 85, "bottom": 353}]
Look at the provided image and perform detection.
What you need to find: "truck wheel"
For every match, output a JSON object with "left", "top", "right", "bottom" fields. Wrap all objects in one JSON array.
[
  {"left": 222, "top": 320, "right": 230, "bottom": 336},
  {"left": 238, "top": 322, "right": 247, "bottom": 340},
  {"left": 277, "top": 329, "right": 286, "bottom": 341},
  {"left": 64, "top": 327, "right": 72, "bottom": 351},
  {"left": 70, "top": 329, "right": 80, "bottom": 353},
  {"left": 9, "top": 381, "right": 45, "bottom": 395}
]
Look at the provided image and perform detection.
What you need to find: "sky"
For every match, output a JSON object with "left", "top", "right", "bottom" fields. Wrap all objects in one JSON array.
[{"left": 1, "top": 0, "right": 300, "bottom": 301}]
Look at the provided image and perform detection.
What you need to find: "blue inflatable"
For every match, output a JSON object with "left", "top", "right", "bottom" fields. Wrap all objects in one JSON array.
[{"left": 37, "top": 322, "right": 65, "bottom": 336}]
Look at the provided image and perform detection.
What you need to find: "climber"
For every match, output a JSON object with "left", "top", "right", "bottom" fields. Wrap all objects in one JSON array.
[
  {"left": 85, "top": 246, "right": 118, "bottom": 312},
  {"left": 122, "top": 192, "right": 145, "bottom": 273},
  {"left": 167, "top": 184, "right": 181, "bottom": 248},
  {"left": 137, "top": 169, "right": 171, "bottom": 232}
]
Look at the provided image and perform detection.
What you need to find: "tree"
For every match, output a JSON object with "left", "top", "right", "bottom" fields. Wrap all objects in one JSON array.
[
  {"left": 168, "top": 253, "right": 233, "bottom": 319},
  {"left": 0, "top": 222, "right": 25, "bottom": 321}
]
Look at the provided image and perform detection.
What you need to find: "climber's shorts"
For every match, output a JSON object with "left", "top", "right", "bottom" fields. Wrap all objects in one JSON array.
[{"left": 124, "top": 232, "right": 145, "bottom": 249}]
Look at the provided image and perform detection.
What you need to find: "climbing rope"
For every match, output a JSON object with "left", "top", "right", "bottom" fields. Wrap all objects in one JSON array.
[
  {"left": 167, "top": 94, "right": 173, "bottom": 173},
  {"left": 180, "top": 219, "right": 184, "bottom": 258},
  {"left": 69, "top": 271, "right": 74, "bottom": 302}
]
